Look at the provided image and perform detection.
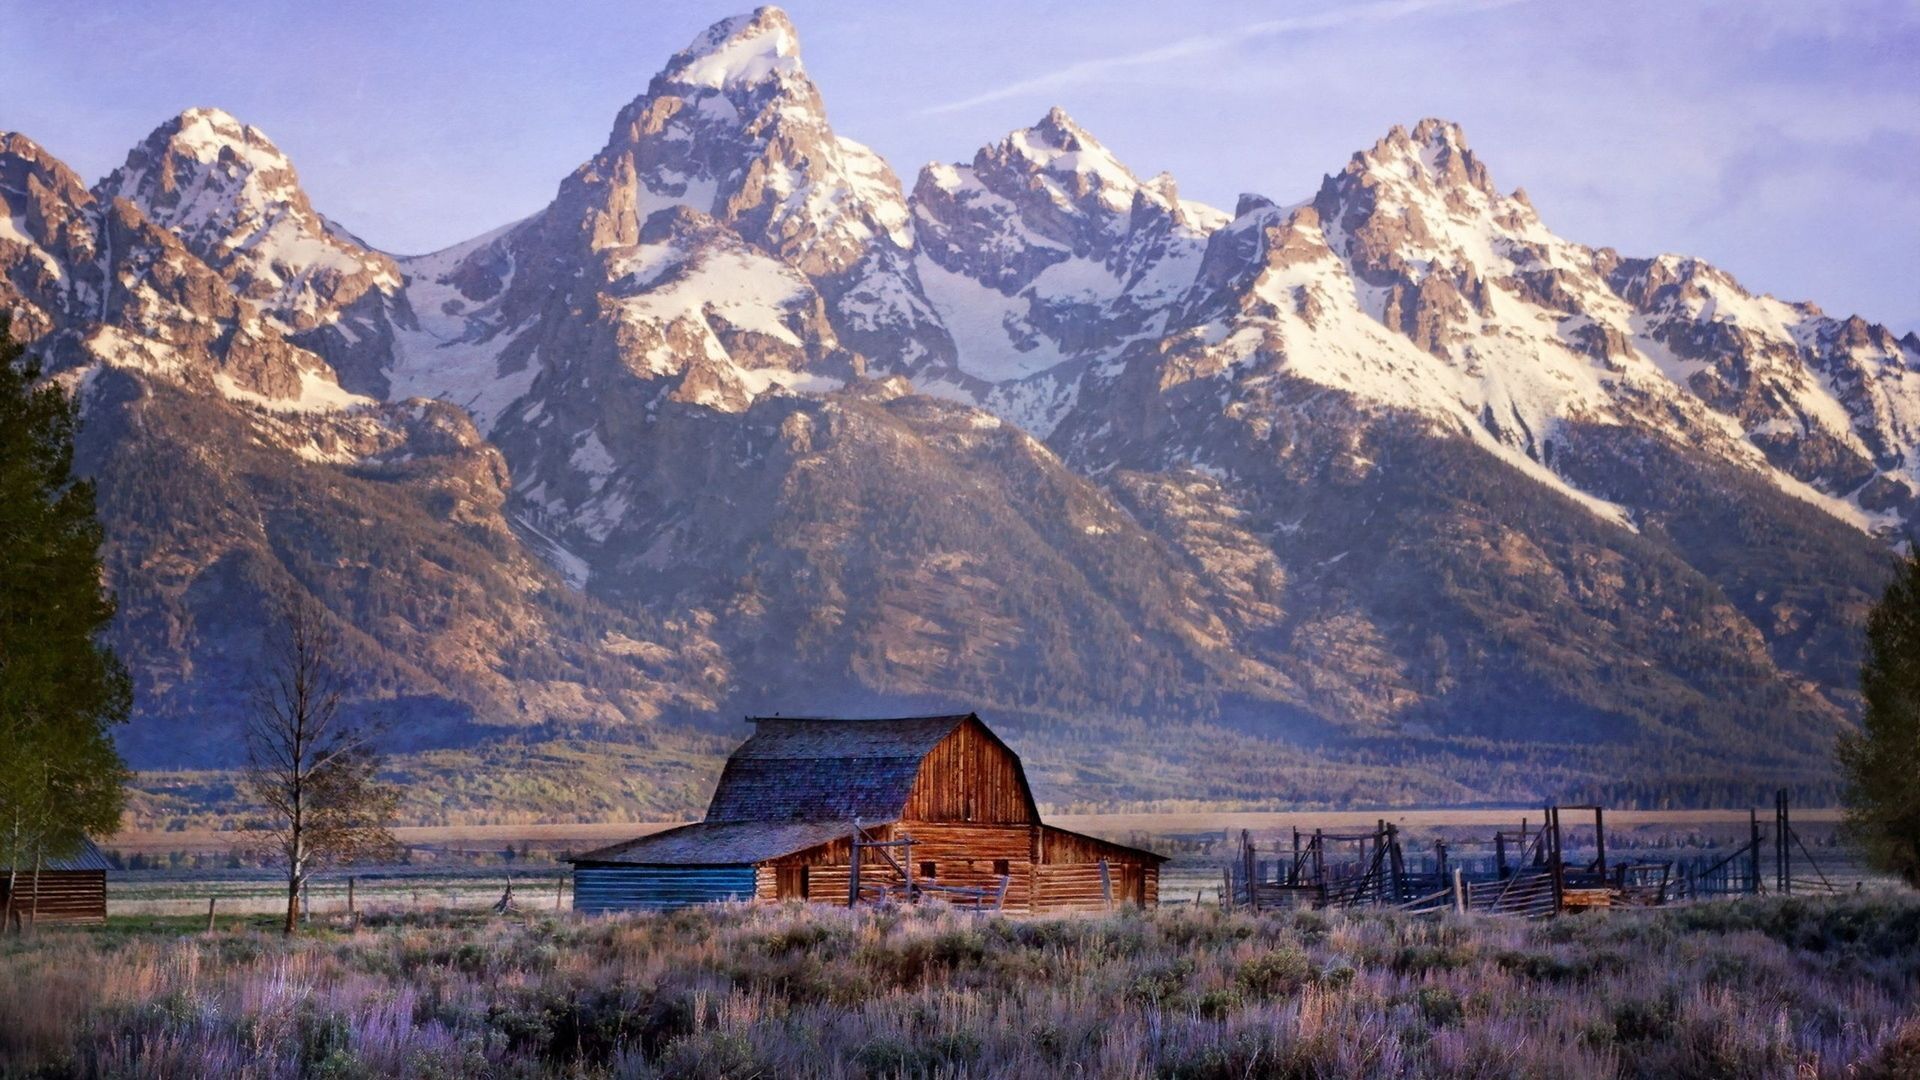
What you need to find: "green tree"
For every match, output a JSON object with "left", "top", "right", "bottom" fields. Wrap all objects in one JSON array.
[
  {"left": 1839, "top": 544, "right": 1920, "bottom": 888},
  {"left": 0, "top": 322, "right": 131, "bottom": 930}
]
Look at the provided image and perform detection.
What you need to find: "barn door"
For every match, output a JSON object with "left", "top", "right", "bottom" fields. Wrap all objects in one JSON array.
[{"left": 776, "top": 865, "right": 808, "bottom": 900}]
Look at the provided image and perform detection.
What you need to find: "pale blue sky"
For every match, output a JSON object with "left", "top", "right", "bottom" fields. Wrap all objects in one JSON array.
[{"left": 2, "top": 0, "right": 1914, "bottom": 331}]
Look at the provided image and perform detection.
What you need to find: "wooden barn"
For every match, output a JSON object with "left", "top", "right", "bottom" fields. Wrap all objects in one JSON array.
[
  {"left": 1, "top": 838, "right": 111, "bottom": 926},
  {"left": 571, "top": 714, "right": 1163, "bottom": 914}
]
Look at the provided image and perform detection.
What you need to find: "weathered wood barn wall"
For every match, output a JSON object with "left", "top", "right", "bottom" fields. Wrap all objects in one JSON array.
[
  {"left": 572, "top": 714, "right": 1163, "bottom": 914},
  {"left": 1, "top": 838, "right": 111, "bottom": 925}
]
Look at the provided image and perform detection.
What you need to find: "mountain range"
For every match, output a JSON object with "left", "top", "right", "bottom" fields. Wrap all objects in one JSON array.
[{"left": 4, "top": 7, "right": 1915, "bottom": 818}]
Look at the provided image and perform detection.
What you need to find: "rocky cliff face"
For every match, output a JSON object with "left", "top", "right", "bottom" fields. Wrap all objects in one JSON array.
[
  {"left": 0, "top": 130, "right": 714, "bottom": 772},
  {"left": 95, "top": 108, "right": 412, "bottom": 397},
  {"left": 907, "top": 107, "right": 1227, "bottom": 433},
  {"left": 4, "top": 6, "right": 1915, "bottom": 807}
]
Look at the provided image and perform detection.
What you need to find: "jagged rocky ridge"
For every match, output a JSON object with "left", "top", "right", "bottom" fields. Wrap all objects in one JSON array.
[{"left": 3, "top": 7, "right": 1916, "bottom": 806}]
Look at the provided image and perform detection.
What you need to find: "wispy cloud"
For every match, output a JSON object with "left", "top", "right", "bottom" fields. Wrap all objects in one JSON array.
[{"left": 920, "top": 0, "right": 1531, "bottom": 116}]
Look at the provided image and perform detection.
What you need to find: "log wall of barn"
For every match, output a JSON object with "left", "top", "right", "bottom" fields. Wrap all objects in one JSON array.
[
  {"left": 895, "top": 823, "right": 1035, "bottom": 912},
  {"left": 767, "top": 825, "right": 1038, "bottom": 911},
  {"left": 1035, "top": 826, "right": 1162, "bottom": 909},
  {"left": 1030, "top": 862, "right": 1159, "bottom": 911},
  {"left": 0, "top": 871, "right": 107, "bottom": 924}
]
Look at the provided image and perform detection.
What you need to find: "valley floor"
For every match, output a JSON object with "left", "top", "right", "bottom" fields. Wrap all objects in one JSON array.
[
  {"left": 1, "top": 895, "right": 1915, "bottom": 1078},
  {"left": 103, "top": 806, "right": 1848, "bottom": 857}
]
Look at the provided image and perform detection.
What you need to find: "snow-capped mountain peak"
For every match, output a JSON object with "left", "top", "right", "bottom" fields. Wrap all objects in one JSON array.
[
  {"left": 1007, "top": 106, "right": 1139, "bottom": 210},
  {"left": 1351, "top": 117, "right": 1496, "bottom": 198},
  {"left": 98, "top": 107, "right": 399, "bottom": 335},
  {"left": 148, "top": 107, "right": 289, "bottom": 174},
  {"left": 659, "top": 5, "right": 803, "bottom": 92},
  {"left": 980, "top": 106, "right": 1225, "bottom": 230},
  {"left": 496, "top": 6, "right": 949, "bottom": 380}
]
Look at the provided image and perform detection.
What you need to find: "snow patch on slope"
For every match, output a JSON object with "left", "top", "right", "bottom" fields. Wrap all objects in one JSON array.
[
  {"left": 214, "top": 367, "right": 373, "bottom": 413},
  {"left": 389, "top": 222, "right": 540, "bottom": 433}
]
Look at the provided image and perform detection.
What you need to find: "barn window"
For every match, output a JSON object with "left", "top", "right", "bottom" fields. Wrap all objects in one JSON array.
[
  {"left": 920, "top": 861, "right": 937, "bottom": 879},
  {"left": 993, "top": 859, "right": 1010, "bottom": 876}
]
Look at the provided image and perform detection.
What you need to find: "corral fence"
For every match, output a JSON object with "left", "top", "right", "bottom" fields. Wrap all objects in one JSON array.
[{"left": 1214, "top": 791, "right": 1855, "bottom": 919}]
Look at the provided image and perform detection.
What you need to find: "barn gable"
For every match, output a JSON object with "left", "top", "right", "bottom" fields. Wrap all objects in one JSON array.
[{"left": 900, "top": 714, "right": 1037, "bottom": 824}]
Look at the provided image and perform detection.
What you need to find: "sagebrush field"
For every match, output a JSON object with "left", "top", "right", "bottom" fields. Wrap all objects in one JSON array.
[{"left": 2, "top": 896, "right": 1916, "bottom": 1078}]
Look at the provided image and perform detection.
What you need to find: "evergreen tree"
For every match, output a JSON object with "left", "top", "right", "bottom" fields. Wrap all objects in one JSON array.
[
  {"left": 0, "top": 321, "right": 131, "bottom": 929},
  {"left": 1838, "top": 544, "right": 1920, "bottom": 888}
]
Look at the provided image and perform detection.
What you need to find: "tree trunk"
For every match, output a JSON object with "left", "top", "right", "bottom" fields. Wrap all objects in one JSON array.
[
  {"left": 5, "top": 816, "right": 19, "bottom": 936},
  {"left": 285, "top": 864, "right": 300, "bottom": 936},
  {"left": 284, "top": 785, "right": 303, "bottom": 935},
  {"left": 27, "top": 850, "right": 41, "bottom": 933}
]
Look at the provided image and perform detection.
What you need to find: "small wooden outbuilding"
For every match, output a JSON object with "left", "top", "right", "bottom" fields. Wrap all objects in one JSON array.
[
  {"left": 1, "top": 838, "right": 111, "bottom": 926},
  {"left": 571, "top": 713, "right": 1163, "bottom": 913}
]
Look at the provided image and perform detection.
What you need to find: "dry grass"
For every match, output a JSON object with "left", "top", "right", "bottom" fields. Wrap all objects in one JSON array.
[{"left": 1, "top": 894, "right": 1915, "bottom": 1078}]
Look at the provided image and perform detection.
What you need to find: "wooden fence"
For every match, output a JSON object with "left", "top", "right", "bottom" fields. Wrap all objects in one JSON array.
[{"left": 1220, "top": 792, "right": 1839, "bottom": 919}]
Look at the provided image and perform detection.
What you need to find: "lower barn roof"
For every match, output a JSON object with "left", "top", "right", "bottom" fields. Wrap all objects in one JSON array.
[
  {"left": 2, "top": 837, "right": 112, "bottom": 872},
  {"left": 569, "top": 820, "right": 868, "bottom": 867}
]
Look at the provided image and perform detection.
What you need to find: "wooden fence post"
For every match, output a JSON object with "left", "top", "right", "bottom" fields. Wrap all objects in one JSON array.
[
  {"left": 1593, "top": 806, "right": 1608, "bottom": 880},
  {"left": 1387, "top": 823, "right": 1404, "bottom": 902},
  {"left": 848, "top": 826, "right": 862, "bottom": 908},
  {"left": 206, "top": 897, "right": 217, "bottom": 933},
  {"left": 556, "top": 874, "right": 565, "bottom": 911},
  {"left": 1241, "top": 830, "right": 1255, "bottom": 912},
  {"left": 1547, "top": 804, "right": 1566, "bottom": 914},
  {"left": 1099, "top": 859, "right": 1113, "bottom": 911},
  {"left": 1776, "top": 790, "right": 1791, "bottom": 895},
  {"left": 1452, "top": 868, "right": 1465, "bottom": 914},
  {"left": 1748, "top": 809, "right": 1761, "bottom": 895}
]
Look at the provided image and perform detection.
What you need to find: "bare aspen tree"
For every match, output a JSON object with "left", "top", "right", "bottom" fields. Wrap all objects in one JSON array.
[{"left": 243, "top": 593, "right": 399, "bottom": 934}]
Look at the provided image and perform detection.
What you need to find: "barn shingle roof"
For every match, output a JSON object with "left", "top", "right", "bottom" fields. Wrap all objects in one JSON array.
[
  {"left": 2, "top": 837, "right": 112, "bottom": 872},
  {"left": 702, "top": 715, "right": 973, "bottom": 824},
  {"left": 570, "top": 820, "right": 854, "bottom": 866}
]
